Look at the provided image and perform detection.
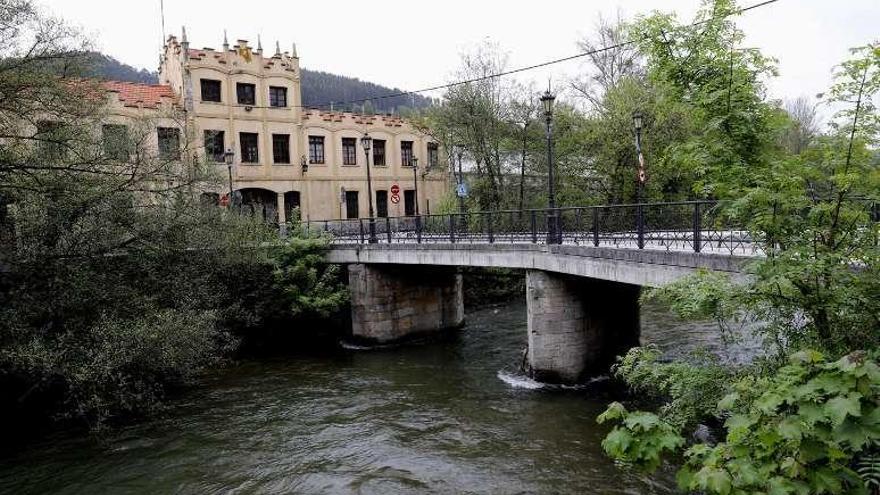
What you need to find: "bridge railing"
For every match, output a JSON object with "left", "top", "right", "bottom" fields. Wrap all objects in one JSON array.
[{"left": 301, "top": 201, "right": 767, "bottom": 255}]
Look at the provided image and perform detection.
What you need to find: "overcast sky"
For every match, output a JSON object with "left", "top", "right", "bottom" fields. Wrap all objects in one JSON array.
[{"left": 40, "top": 0, "right": 879, "bottom": 116}]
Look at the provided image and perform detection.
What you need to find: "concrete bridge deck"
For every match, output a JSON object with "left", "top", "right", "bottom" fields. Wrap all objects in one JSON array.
[{"left": 326, "top": 242, "right": 751, "bottom": 288}]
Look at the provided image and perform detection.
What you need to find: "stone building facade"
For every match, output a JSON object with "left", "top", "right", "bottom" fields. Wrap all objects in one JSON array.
[{"left": 104, "top": 29, "right": 447, "bottom": 222}]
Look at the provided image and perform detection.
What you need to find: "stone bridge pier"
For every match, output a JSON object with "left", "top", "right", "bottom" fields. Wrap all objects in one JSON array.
[
  {"left": 526, "top": 270, "right": 640, "bottom": 383},
  {"left": 348, "top": 264, "right": 465, "bottom": 344}
]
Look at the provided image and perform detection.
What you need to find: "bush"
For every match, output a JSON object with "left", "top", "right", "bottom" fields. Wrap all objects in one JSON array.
[{"left": 600, "top": 350, "right": 880, "bottom": 494}]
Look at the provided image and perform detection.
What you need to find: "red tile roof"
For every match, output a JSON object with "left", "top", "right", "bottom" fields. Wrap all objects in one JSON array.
[{"left": 103, "top": 81, "right": 177, "bottom": 109}]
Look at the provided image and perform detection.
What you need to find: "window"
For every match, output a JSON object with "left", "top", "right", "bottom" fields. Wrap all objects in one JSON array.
[
  {"left": 428, "top": 142, "right": 439, "bottom": 168},
  {"left": 240, "top": 132, "right": 259, "bottom": 163},
  {"left": 157, "top": 127, "right": 180, "bottom": 160},
  {"left": 272, "top": 134, "right": 290, "bottom": 164},
  {"left": 269, "top": 86, "right": 287, "bottom": 107},
  {"left": 401, "top": 140, "right": 414, "bottom": 167},
  {"left": 345, "top": 191, "right": 359, "bottom": 219},
  {"left": 376, "top": 190, "right": 388, "bottom": 218},
  {"left": 102, "top": 124, "right": 129, "bottom": 161},
  {"left": 404, "top": 190, "right": 416, "bottom": 216},
  {"left": 342, "top": 137, "right": 357, "bottom": 165},
  {"left": 373, "top": 139, "right": 386, "bottom": 166},
  {"left": 284, "top": 191, "right": 301, "bottom": 221},
  {"left": 204, "top": 130, "right": 225, "bottom": 162},
  {"left": 200, "top": 79, "right": 221, "bottom": 102},
  {"left": 237, "top": 83, "right": 256, "bottom": 105},
  {"left": 308, "top": 136, "right": 325, "bottom": 164}
]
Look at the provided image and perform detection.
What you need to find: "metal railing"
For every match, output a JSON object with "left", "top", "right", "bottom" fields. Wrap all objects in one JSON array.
[{"left": 301, "top": 201, "right": 766, "bottom": 256}]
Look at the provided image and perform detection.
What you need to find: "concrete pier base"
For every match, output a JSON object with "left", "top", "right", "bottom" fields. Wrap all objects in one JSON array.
[
  {"left": 348, "top": 264, "right": 464, "bottom": 344},
  {"left": 526, "top": 270, "right": 640, "bottom": 383}
]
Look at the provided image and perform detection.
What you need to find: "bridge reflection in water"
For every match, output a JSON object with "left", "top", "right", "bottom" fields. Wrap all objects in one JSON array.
[{"left": 305, "top": 201, "right": 759, "bottom": 384}]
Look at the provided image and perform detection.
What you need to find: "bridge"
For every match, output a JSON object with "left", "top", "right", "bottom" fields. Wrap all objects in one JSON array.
[{"left": 309, "top": 201, "right": 757, "bottom": 383}]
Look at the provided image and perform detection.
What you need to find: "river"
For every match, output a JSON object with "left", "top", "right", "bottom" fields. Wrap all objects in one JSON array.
[{"left": 0, "top": 298, "right": 758, "bottom": 494}]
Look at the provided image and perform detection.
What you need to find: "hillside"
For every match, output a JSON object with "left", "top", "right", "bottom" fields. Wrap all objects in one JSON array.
[{"left": 88, "top": 53, "right": 431, "bottom": 113}]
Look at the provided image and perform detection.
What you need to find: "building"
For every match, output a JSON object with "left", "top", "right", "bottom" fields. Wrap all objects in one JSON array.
[{"left": 104, "top": 29, "right": 448, "bottom": 223}]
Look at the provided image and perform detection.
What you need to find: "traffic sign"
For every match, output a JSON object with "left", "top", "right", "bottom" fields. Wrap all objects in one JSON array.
[
  {"left": 390, "top": 193, "right": 400, "bottom": 204},
  {"left": 456, "top": 182, "right": 469, "bottom": 198},
  {"left": 390, "top": 184, "right": 400, "bottom": 195}
]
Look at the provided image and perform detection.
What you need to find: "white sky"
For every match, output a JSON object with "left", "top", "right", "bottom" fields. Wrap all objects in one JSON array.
[{"left": 39, "top": 0, "right": 880, "bottom": 114}]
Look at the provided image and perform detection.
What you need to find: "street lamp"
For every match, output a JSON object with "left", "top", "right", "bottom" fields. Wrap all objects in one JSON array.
[
  {"left": 540, "top": 88, "right": 560, "bottom": 244},
  {"left": 361, "top": 132, "right": 377, "bottom": 243},
  {"left": 632, "top": 110, "right": 645, "bottom": 204},
  {"left": 632, "top": 110, "right": 646, "bottom": 249},
  {"left": 224, "top": 148, "right": 235, "bottom": 208},
  {"left": 411, "top": 156, "right": 419, "bottom": 216}
]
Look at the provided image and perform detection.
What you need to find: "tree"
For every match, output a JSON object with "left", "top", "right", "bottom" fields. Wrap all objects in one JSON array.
[
  {"left": 571, "top": 11, "right": 643, "bottom": 111},
  {"left": 629, "top": 0, "right": 783, "bottom": 198},
  {"left": 781, "top": 95, "right": 820, "bottom": 154},
  {"left": 597, "top": 42, "right": 880, "bottom": 494},
  {"left": 424, "top": 41, "right": 521, "bottom": 210},
  {"left": 0, "top": 0, "right": 348, "bottom": 429}
]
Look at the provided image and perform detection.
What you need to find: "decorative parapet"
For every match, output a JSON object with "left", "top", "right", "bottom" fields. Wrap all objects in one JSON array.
[{"left": 302, "top": 110, "right": 407, "bottom": 128}]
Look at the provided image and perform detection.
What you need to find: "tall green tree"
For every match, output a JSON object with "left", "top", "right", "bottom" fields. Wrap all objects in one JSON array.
[
  {"left": 597, "top": 42, "right": 880, "bottom": 494},
  {"left": 630, "top": 0, "right": 784, "bottom": 197}
]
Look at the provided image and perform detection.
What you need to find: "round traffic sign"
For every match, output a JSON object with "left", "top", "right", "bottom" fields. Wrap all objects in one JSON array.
[
  {"left": 390, "top": 193, "right": 400, "bottom": 204},
  {"left": 390, "top": 184, "right": 400, "bottom": 195}
]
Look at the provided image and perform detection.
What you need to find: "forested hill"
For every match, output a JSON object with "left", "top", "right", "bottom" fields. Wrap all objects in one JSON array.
[
  {"left": 85, "top": 52, "right": 158, "bottom": 84},
  {"left": 88, "top": 53, "right": 432, "bottom": 113},
  {"left": 299, "top": 69, "right": 432, "bottom": 113}
]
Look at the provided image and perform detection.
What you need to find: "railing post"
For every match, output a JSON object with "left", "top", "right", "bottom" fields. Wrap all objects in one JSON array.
[
  {"left": 358, "top": 219, "right": 365, "bottom": 244},
  {"left": 592, "top": 207, "right": 599, "bottom": 247},
  {"left": 637, "top": 204, "right": 645, "bottom": 249},
  {"left": 693, "top": 202, "right": 702, "bottom": 253},
  {"left": 416, "top": 215, "right": 422, "bottom": 244},
  {"left": 487, "top": 211, "right": 494, "bottom": 244},
  {"left": 449, "top": 214, "right": 456, "bottom": 243},
  {"left": 385, "top": 216, "right": 392, "bottom": 243},
  {"left": 530, "top": 210, "right": 538, "bottom": 243}
]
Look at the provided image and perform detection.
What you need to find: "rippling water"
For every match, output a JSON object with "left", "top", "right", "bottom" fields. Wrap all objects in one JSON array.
[{"left": 0, "top": 298, "right": 755, "bottom": 494}]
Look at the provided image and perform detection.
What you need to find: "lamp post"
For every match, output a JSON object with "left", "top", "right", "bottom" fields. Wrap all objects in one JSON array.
[
  {"left": 632, "top": 110, "right": 646, "bottom": 249},
  {"left": 361, "top": 132, "right": 377, "bottom": 243},
  {"left": 540, "top": 88, "right": 560, "bottom": 244},
  {"left": 632, "top": 111, "right": 645, "bottom": 204},
  {"left": 224, "top": 148, "right": 235, "bottom": 208},
  {"left": 455, "top": 144, "right": 466, "bottom": 214},
  {"left": 411, "top": 156, "right": 419, "bottom": 216}
]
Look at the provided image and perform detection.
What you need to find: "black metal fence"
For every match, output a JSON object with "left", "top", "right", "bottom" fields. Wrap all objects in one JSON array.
[{"left": 301, "top": 201, "right": 764, "bottom": 255}]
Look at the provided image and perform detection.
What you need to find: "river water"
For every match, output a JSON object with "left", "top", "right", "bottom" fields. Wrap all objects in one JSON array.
[{"left": 0, "top": 298, "right": 758, "bottom": 494}]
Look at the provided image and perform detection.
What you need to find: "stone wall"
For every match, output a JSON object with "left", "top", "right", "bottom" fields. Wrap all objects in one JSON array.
[
  {"left": 526, "top": 270, "right": 640, "bottom": 383},
  {"left": 348, "top": 264, "right": 464, "bottom": 343}
]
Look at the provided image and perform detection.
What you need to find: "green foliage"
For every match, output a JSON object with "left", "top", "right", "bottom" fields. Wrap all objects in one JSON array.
[
  {"left": 600, "top": 350, "right": 880, "bottom": 494},
  {"left": 642, "top": 269, "right": 741, "bottom": 324},
  {"left": 676, "top": 350, "right": 880, "bottom": 495},
  {"left": 612, "top": 345, "right": 735, "bottom": 429},
  {"left": 271, "top": 235, "right": 348, "bottom": 318},
  {"left": 597, "top": 21, "right": 880, "bottom": 493},
  {"left": 597, "top": 401, "right": 685, "bottom": 472},
  {"left": 856, "top": 453, "right": 880, "bottom": 492},
  {"left": 629, "top": 0, "right": 784, "bottom": 198},
  {"left": 0, "top": 2, "right": 349, "bottom": 429}
]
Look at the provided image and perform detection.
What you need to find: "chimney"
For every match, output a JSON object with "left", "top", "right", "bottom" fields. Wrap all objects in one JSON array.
[{"left": 223, "top": 29, "right": 229, "bottom": 51}]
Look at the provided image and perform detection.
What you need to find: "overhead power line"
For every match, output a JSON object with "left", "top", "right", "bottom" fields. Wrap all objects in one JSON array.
[{"left": 303, "top": 0, "right": 780, "bottom": 111}]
